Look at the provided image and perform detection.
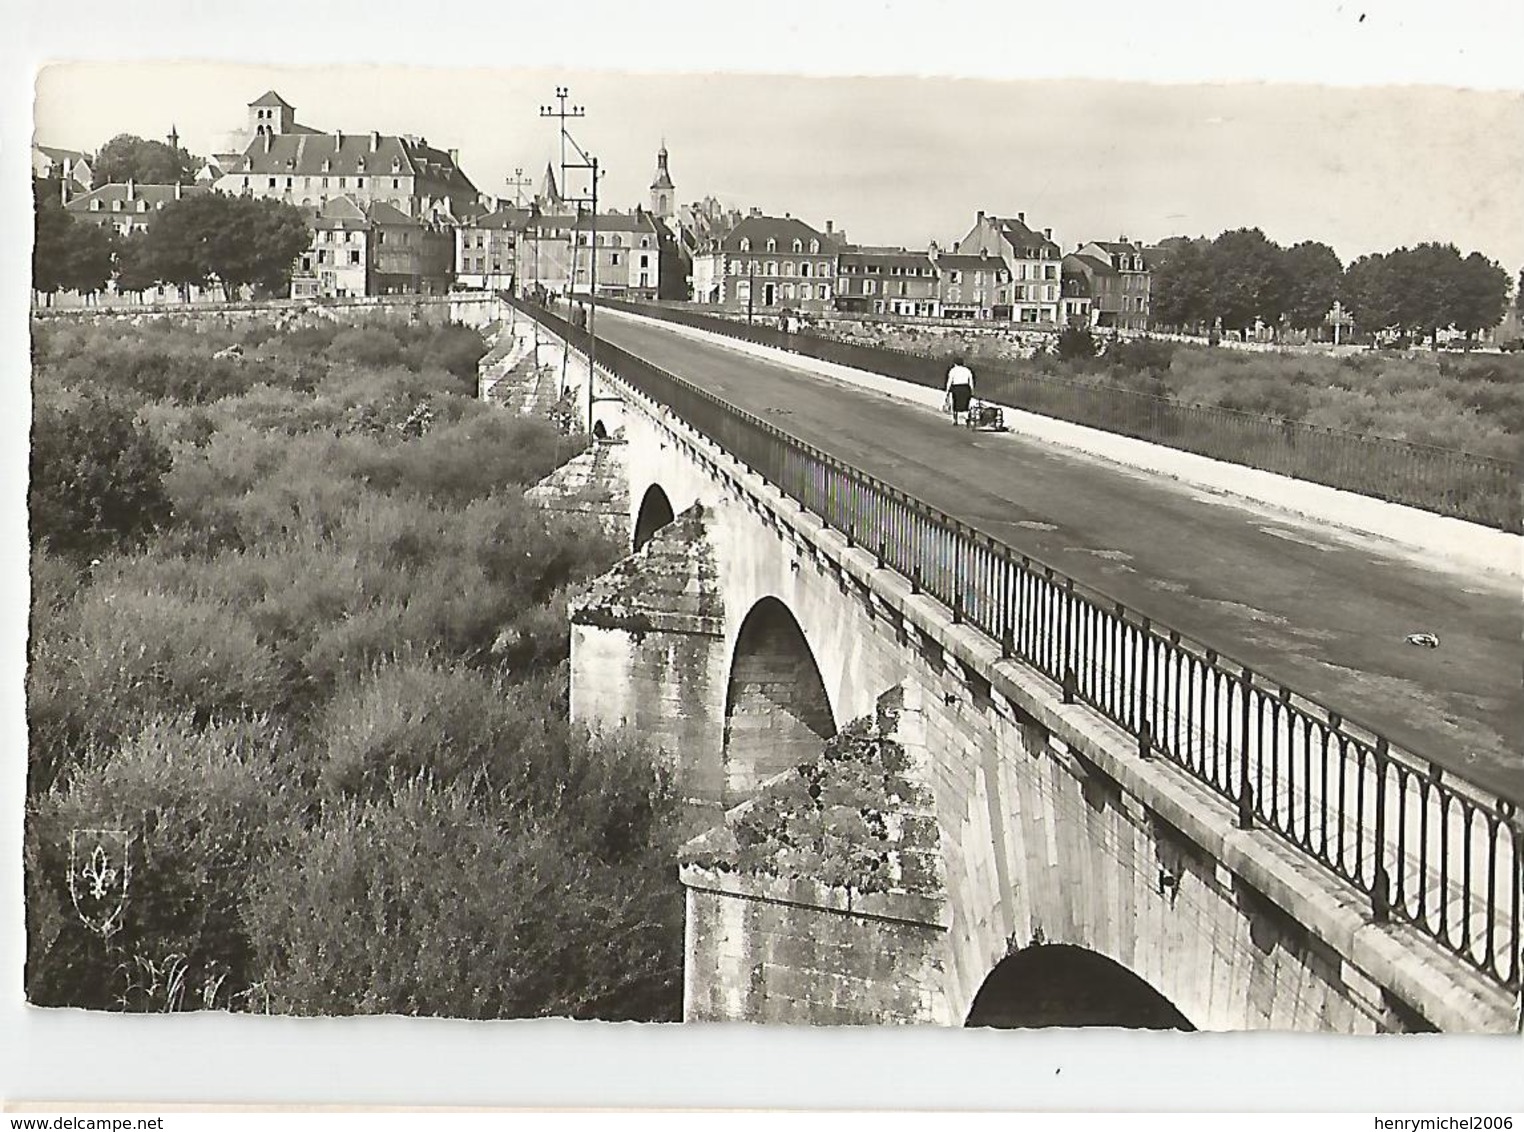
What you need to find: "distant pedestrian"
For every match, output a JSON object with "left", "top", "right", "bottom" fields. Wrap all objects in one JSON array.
[{"left": 945, "top": 355, "right": 975, "bottom": 425}]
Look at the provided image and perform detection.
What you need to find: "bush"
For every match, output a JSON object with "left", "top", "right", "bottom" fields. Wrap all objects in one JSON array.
[
  {"left": 30, "top": 390, "right": 173, "bottom": 561},
  {"left": 244, "top": 778, "right": 683, "bottom": 1020},
  {"left": 29, "top": 579, "right": 286, "bottom": 784},
  {"left": 26, "top": 713, "right": 295, "bottom": 1011}
]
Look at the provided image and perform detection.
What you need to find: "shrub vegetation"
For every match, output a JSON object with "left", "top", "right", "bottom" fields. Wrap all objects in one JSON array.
[{"left": 25, "top": 313, "right": 680, "bottom": 1019}]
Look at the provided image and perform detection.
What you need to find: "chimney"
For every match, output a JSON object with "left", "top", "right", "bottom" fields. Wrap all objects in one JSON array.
[
  {"left": 174, "top": 183, "right": 182, "bottom": 201},
  {"left": 1017, "top": 211, "right": 1025, "bottom": 223},
  {"left": 1120, "top": 234, "right": 1130, "bottom": 244},
  {"left": 448, "top": 148, "right": 459, "bottom": 166},
  {"left": 263, "top": 131, "right": 272, "bottom": 153},
  {"left": 126, "top": 179, "right": 135, "bottom": 201},
  {"left": 335, "top": 130, "right": 343, "bottom": 148},
  {"left": 1044, "top": 227, "right": 1052, "bottom": 239},
  {"left": 977, "top": 209, "right": 985, "bottom": 222},
  {"left": 370, "top": 131, "right": 380, "bottom": 151},
  {"left": 825, "top": 220, "right": 833, "bottom": 235}
]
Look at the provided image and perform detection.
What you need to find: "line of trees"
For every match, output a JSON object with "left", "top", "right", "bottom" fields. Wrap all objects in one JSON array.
[
  {"left": 33, "top": 178, "right": 311, "bottom": 303},
  {"left": 1151, "top": 228, "right": 1513, "bottom": 344}
]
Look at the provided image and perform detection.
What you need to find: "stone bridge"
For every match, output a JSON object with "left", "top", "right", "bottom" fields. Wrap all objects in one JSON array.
[{"left": 502, "top": 300, "right": 1521, "bottom": 1033}]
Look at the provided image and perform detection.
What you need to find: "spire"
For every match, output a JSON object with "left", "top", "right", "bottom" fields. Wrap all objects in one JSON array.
[
  {"left": 168, "top": 124, "right": 180, "bottom": 151},
  {"left": 539, "top": 161, "right": 562, "bottom": 208}
]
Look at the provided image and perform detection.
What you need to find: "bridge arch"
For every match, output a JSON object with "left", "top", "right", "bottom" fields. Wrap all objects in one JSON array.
[
  {"left": 722, "top": 596, "right": 836, "bottom": 804},
  {"left": 632, "top": 484, "right": 676, "bottom": 553},
  {"left": 966, "top": 944, "right": 1194, "bottom": 1030}
]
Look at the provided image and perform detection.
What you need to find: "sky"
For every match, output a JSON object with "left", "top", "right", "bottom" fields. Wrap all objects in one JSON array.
[
  {"left": 31, "top": 64, "right": 1524, "bottom": 271},
  {"left": 7, "top": 0, "right": 1524, "bottom": 1113}
]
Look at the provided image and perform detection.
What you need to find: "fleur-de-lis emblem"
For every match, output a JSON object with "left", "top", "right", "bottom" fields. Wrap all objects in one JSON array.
[
  {"left": 81, "top": 844, "right": 119, "bottom": 900},
  {"left": 68, "top": 829, "right": 131, "bottom": 939}
]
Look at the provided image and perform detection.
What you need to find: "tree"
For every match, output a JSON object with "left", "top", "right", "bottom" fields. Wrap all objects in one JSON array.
[
  {"left": 1149, "top": 236, "right": 1214, "bottom": 330},
  {"left": 31, "top": 185, "right": 74, "bottom": 297},
  {"left": 146, "top": 194, "right": 310, "bottom": 300},
  {"left": 32, "top": 184, "right": 115, "bottom": 300},
  {"left": 1392, "top": 242, "right": 1467, "bottom": 343},
  {"left": 113, "top": 228, "right": 161, "bottom": 295},
  {"left": 1205, "top": 228, "right": 1292, "bottom": 334},
  {"left": 1451, "top": 251, "right": 1510, "bottom": 343},
  {"left": 29, "top": 390, "right": 173, "bottom": 560},
  {"left": 1341, "top": 252, "right": 1401, "bottom": 336},
  {"left": 92, "top": 134, "right": 201, "bottom": 187},
  {"left": 1281, "top": 240, "right": 1344, "bottom": 332},
  {"left": 222, "top": 198, "right": 313, "bottom": 297}
]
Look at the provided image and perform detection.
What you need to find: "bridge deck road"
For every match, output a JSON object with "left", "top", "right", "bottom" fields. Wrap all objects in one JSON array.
[{"left": 594, "top": 310, "right": 1524, "bottom": 802}]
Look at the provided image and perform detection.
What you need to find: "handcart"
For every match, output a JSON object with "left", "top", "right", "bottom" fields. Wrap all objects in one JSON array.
[{"left": 964, "top": 399, "right": 1006, "bottom": 431}]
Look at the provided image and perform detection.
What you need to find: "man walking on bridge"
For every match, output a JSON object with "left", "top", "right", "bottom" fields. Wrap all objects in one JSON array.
[{"left": 945, "top": 355, "right": 975, "bottom": 425}]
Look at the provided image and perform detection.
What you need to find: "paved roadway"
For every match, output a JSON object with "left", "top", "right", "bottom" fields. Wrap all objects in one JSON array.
[{"left": 595, "top": 311, "right": 1523, "bottom": 802}]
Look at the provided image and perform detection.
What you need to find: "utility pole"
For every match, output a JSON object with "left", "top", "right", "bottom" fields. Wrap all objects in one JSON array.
[
  {"left": 540, "top": 86, "right": 601, "bottom": 436},
  {"left": 505, "top": 167, "right": 532, "bottom": 209}
]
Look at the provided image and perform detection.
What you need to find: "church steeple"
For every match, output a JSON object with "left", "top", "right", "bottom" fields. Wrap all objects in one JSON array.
[
  {"left": 649, "top": 141, "right": 674, "bottom": 219},
  {"left": 167, "top": 124, "right": 180, "bottom": 151},
  {"left": 538, "top": 160, "right": 563, "bottom": 210}
]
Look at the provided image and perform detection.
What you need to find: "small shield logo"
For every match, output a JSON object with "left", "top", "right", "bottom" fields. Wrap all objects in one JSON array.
[{"left": 68, "top": 829, "right": 131, "bottom": 938}]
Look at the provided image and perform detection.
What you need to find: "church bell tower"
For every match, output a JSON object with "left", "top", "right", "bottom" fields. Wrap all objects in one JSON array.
[{"left": 649, "top": 141, "right": 674, "bottom": 220}]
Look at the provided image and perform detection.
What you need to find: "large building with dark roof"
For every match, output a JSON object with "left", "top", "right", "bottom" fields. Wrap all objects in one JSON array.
[
  {"left": 691, "top": 211, "right": 842, "bottom": 314},
  {"left": 953, "top": 210, "right": 1064, "bottom": 324},
  {"left": 214, "top": 91, "right": 482, "bottom": 223},
  {"left": 289, "top": 194, "right": 455, "bottom": 299},
  {"left": 67, "top": 180, "right": 207, "bottom": 237},
  {"left": 1068, "top": 238, "right": 1152, "bottom": 330},
  {"left": 835, "top": 247, "right": 939, "bottom": 317}
]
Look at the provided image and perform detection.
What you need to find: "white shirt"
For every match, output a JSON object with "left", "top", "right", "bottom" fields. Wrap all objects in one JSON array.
[{"left": 946, "top": 363, "right": 974, "bottom": 390}]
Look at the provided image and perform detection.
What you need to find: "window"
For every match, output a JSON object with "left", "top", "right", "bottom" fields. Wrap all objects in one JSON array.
[
  {"left": 639, "top": 254, "right": 649, "bottom": 268},
  {"left": 800, "top": 262, "right": 812, "bottom": 277},
  {"left": 765, "top": 238, "right": 776, "bottom": 252},
  {"left": 792, "top": 239, "right": 802, "bottom": 253},
  {"left": 950, "top": 271, "right": 962, "bottom": 284},
  {"left": 765, "top": 261, "right": 777, "bottom": 276},
  {"left": 782, "top": 261, "right": 795, "bottom": 276},
  {"left": 818, "top": 262, "right": 829, "bottom": 276},
  {"left": 864, "top": 280, "right": 876, "bottom": 295},
  {"left": 111, "top": 199, "right": 121, "bottom": 211},
  {"left": 611, "top": 253, "right": 621, "bottom": 266},
  {"left": 810, "top": 240, "right": 820, "bottom": 253},
  {"left": 640, "top": 236, "right": 650, "bottom": 248},
  {"left": 268, "top": 177, "right": 277, "bottom": 189},
  {"left": 356, "top": 177, "right": 365, "bottom": 189},
  {"left": 321, "top": 177, "right": 329, "bottom": 188},
  {"left": 819, "top": 284, "right": 831, "bottom": 301},
  {"left": 739, "top": 238, "right": 750, "bottom": 252},
  {"left": 802, "top": 284, "right": 813, "bottom": 301},
  {"left": 349, "top": 250, "right": 361, "bottom": 265}
]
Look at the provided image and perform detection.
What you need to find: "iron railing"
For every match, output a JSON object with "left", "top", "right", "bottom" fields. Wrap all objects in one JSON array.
[
  {"left": 596, "top": 297, "right": 1522, "bottom": 533},
  {"left": 514, "top": 294, "right": 1523, "bottom": 999}
]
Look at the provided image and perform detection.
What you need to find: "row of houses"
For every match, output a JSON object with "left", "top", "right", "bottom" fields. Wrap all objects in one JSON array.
[
  {"left": 39, "top": 91, "right": 1150, "bottom": 326},
  {"left": 687, "top": 208, "right": 1155, "bottom": 331},
  {"left": 39, "top": 91, "right": 688, "bottom": 306}
]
